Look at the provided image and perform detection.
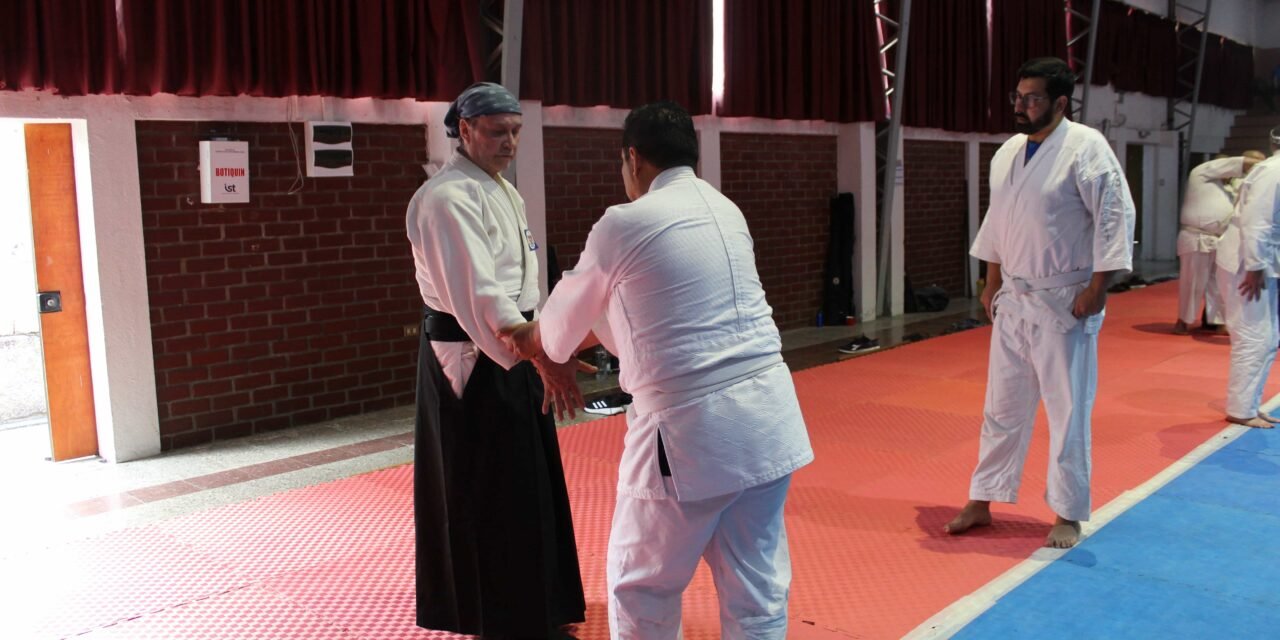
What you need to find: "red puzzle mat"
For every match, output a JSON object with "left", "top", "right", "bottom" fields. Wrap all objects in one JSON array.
[{"left": 6, "top": 282, "right": 1261, "bottom": 639}]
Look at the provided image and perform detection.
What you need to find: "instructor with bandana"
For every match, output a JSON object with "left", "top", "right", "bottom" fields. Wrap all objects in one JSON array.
[{"left": 406, "top": 82, "right": 586, "bottom": 638}]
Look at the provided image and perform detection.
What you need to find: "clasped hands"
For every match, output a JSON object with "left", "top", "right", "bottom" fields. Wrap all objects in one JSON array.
[{"left": 497, "top": 321, "right": 595, "bottom": 420}]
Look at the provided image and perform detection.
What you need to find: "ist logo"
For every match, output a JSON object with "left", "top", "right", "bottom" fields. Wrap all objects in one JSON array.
[{"left": 223, "top": 184, "right": 238, "bottom": 193}]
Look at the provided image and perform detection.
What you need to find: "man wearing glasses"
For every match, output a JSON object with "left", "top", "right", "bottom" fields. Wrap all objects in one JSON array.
[{"left": 945, "top": 57, "right": 1136, "bottom": 548}]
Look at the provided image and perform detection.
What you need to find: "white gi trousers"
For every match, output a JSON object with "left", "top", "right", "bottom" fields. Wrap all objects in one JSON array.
[
  {"left": 1217, "top": 267, "right": 1279, "bottom": 419},
  {"left": 1178, "top": 251, "right": 1225, "bottom": 325},
  {"left": 969, "top": 312, "right": 1097, "bottom": 522},
  {"left": 607, "top": 475, "right": 792, "bottom": 640}
]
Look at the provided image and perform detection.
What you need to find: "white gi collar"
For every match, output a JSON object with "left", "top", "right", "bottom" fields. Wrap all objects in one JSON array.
[{"left": 649, "top": 166, "right": 696, "bottom": 193}]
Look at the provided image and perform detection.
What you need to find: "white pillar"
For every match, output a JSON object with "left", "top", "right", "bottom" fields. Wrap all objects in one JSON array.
[
  {"left": 837, "top": 122, "right": 878, "bottom": 322},
  {"left": 698, "top": 119, "right": 722, "bottom": 190},
  {"left": 424, "top": 102, "right": 455, "bottom": 177},
  {"left": 514, "top": 101, "right": 549, "bottom": 300},
  {"left": 889, "top": 137, "right": 905, "bottom": 316},
  {"left": 965, "top": 140, "right": 981, "bottom": 297},
  {"left": 1153, "top": 134, "right": 1180, "bottom": 261}
]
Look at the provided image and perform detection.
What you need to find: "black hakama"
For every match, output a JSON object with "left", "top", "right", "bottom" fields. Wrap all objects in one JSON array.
[{"left": 413, "top": 312, "right": 585, "bottom": 636}]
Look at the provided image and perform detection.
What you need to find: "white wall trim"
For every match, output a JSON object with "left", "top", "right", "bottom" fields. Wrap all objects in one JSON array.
[{"left": 965, "top": 141, "right": 982, "bottom": 297}]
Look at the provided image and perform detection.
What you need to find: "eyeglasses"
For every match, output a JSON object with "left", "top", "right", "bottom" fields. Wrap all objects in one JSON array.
[{"left": 1009, "top": 91, "right": 1049, "bottom": 107}]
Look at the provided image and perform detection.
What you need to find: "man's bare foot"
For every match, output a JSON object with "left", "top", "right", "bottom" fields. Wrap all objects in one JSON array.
[
  {"left": 1172, "top": 320, "right": 1189, "bottom": 335},
  {"left": 1228, "top": 415, "right": 1275, "bottom": 429},
  {"left": 1045, "top": 516, "right": 1081, "bottom": 548},
  {"left": 1257, "top": 412, "right": 1280, "bottom": 424},
  {"left": 944, "top": 500, "right": 992, "bottom": 534}
]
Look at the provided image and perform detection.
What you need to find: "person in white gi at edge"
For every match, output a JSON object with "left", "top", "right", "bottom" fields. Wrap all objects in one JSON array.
[
  {"left": 1174, "top": 151, "right": 1265, "bottom": 336},
  {"left": 405, "top": 82, "right": 586, "bottom": 639},
  {"left": 944, "top": 58, "right": 1136, "bottom": 549},
  {"left": 1215, "top": 127, "right": 1280, "bottom": 429},
  {"left": 501, "top": 102, "right": 814, "bottom": 639}
]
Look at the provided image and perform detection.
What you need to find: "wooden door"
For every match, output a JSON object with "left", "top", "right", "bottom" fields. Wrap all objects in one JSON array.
[{"left": 25, "top": 123, "right": 98, "bottom": 461}]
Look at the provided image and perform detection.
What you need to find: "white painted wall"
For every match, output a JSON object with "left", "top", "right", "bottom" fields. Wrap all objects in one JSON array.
[
  {"left": 0, "top": 121, "right": 39, "bottom": 337},
  {"left": 1080, "top": 83, "right": 1239, "bottom": 155},
  {"left": 1262, "top": 3, "right": 1280, "bottom": 48},
  {"left": 0, "top": 119, "right": 48, "bottom": 427}
]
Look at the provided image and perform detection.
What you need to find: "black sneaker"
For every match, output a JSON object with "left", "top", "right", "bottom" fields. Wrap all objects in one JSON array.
[
  {"left": 837, "top": 336, "right": 880, "bottom": 355},
  {"left": 584, "top": 393, "right": 632, "bottom": 416}
]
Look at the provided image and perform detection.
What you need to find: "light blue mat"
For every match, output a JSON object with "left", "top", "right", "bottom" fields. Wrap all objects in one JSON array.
[{"left": 953, "top": 428, "right": 1280, "bottom": 639}]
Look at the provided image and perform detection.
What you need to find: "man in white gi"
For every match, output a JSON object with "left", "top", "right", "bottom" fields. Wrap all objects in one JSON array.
[
  {"left": 501, "top": 102, "right": 814, "bottom": 639},
  {"left": 1175, "top": 152, "right": 1265, "bottom": 335},
  {"left": 405, "top": 82, "right": 586, "bottom": 638},
  {"left": 944, "top": 58, "right": 1136, "bottom": 549},
  {"left": 1215, "top": 128, "right": 1280, "bottom": 429}
]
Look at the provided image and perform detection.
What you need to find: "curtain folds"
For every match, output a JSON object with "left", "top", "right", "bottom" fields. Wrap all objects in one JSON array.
[
  {"left": 1090, "top": 1, "right": 1178, "bottom": 98},
  {"left": 0, "top": 0, "right": 120, "bottom": 95},
  {"left": 0, "top": 0, "right": 1260, "bottom": 116},
  {"left": 117, "top": 0, "right": 485, "bottom": 100},
  {"left": 2, "top": 0, "right": 485, "bottom": 100},
  {"left": 521, "top": 0, "right": 713, "bottom": 114},
  {"left": 900, "top": 0, "right": 989, "bottom": 132},
  {"left": 987, "top": 0, "right": 1070, "bottom": 133},
  {"left": 1194, "top": 35, "right": 1254, "bottom": 110},
  {"left": 720, "top": 0, "right": 883, "bottom": 123}
]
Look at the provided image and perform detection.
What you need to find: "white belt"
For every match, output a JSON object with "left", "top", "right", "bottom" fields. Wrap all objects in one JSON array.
[
  {"left": 1180, "top": 224, "right": 1225, "bottom": 237},
  {"left": 1007, "top": 269, "right": 1093, "bottom": 294}
]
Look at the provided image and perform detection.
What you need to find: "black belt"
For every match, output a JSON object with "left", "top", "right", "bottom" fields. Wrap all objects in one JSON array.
[{"left": 423, "top": 305, "right": 534, "bottom": 342}]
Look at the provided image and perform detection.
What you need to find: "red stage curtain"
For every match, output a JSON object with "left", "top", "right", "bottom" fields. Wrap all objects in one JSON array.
[
  {"left": 1194, "top": 36, "right": 1253, "bottom": 110},
  {"left": 117, "top": 0, "right": 484, "bottom": 100},
  {"left": 987, "top": 0, "right": 1069, "bottom": 133},
  {"left": 0, "top": 0, "right": 120, "bottom": 95},
  {"left": 720, "top": 0, "right": 883, "bottom": 122},
  {"left": 521, "top": 0, "right": 712, "bottom": 114},
  {"left": 900, "top": 0, "right": 989, "bottom": 132},
  {"left": 1090, "top": 1, "right": 1177, "bottom": 98}
]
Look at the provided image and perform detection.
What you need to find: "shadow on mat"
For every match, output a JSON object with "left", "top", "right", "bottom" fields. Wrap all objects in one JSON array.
[{"left": 913, "top": 505, "right": 1048, "bottom": 558}]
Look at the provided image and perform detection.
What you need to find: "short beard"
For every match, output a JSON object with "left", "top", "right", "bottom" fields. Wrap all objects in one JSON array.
[{"left": 1014, "top": 108, "right": 1054, "bottom": 135}]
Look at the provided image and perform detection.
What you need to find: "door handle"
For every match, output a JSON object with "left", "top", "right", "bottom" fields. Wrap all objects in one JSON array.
[{"left": 38, "top": 291, "right": 62, "bottom": 313}]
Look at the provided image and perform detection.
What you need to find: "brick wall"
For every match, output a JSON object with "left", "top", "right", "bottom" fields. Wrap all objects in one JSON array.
[
  {"left": 542, "top": 127, "right": 628, "bottom": 275},
  {"left": 721, "top": 134, "right": 837, "bottom": 329},
  {"left": 902, "top": 140, "right": 968, "bottom": 298},
  {"left": 138, "top": 121, "right": 427, "bottom": 450}
]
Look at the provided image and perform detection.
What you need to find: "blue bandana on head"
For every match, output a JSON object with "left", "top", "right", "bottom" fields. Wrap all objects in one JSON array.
[{"left": 444, "top": 82, "right": 522, "bottom": 139}]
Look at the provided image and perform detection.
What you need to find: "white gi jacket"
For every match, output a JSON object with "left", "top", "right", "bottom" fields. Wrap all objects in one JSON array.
[
  {"left": 1177, "top": 157, "right": 1246, "bottom": 256},
  {"left": 971, "top": 119, "right": 1135, "bottom": 333},
  {"left": 539, "top": 167, "right": 814, "bottom": 501},
  {"left": 1223, "top": 151, "right": 1280, "bottom": 276},
  {"left": 406, "top": 151, "right": 540, "bottom": 371}
]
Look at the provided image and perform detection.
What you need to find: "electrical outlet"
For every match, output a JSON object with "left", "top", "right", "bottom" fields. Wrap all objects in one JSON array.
[{"left": 404, "top": 323, "right": 420, "bottom": 337}]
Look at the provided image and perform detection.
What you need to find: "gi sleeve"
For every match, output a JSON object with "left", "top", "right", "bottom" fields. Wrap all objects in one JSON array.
[
  {"left": 1239, "top": 165, "right": 1280, "bottom": 273},
  {"left": 969, "top": 210, "right": 1001, "bottom": 264},
  {"left": 1191, "top": 156, "right": 1245, "bottom": 183},
  {"left": 539, "top": 213, "right": 619, "bottom": 364},
  {"left": 411, "top": 183, "right": 526, "bottom": 369},
  {"left": 1076, "top": 141, "right": 1136, "bottom": 274}
]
